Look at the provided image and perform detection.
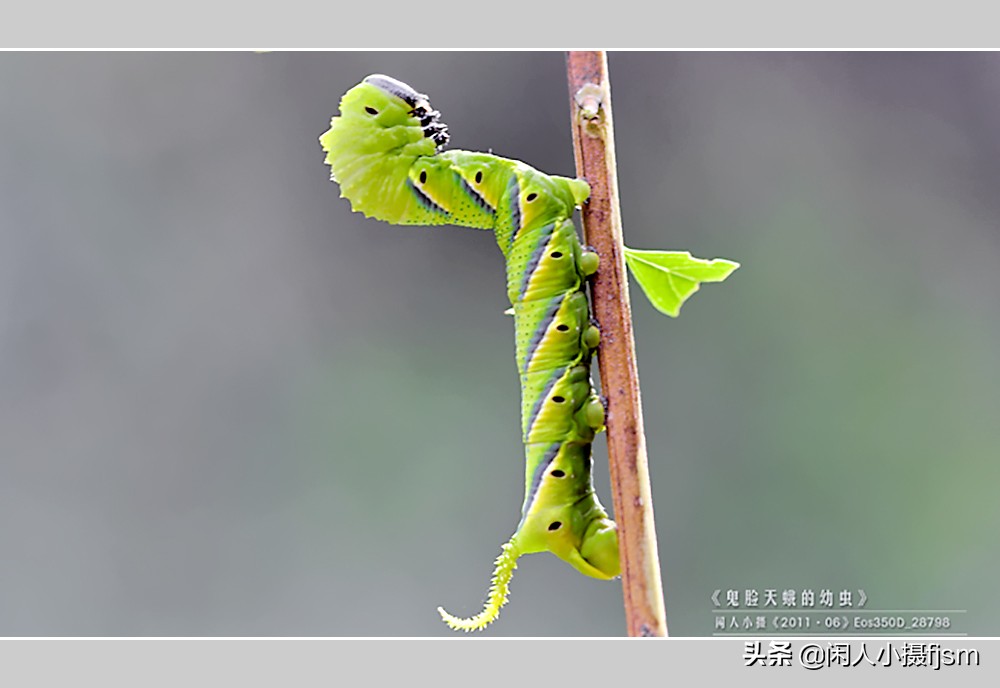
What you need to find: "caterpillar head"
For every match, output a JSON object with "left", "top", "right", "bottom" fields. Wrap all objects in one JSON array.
[
  {"left": 319, "top": 75, "right": 450, "bottom": 223},
  {"left": 361, "top": 75, "right": 449, "bottom": 147}
]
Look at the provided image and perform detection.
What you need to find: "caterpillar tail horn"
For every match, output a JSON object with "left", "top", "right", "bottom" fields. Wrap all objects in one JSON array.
[{"left": 437, "top": 539, "right": 522, "bottom": 632}]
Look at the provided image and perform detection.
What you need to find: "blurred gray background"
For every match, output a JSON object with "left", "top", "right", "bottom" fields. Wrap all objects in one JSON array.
[{"left": 1, "top": 52, "right": 998, "bottom": 636}]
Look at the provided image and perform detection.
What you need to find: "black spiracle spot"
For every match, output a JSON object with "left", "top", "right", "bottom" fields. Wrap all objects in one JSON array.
[
  {"left": 550, "top": 251, "right": 563, "bottom": 259},
  {"left": 419, "top": 170, "right": 427, "bottom": 184},
  {"left": 548, "top": 521, "right": 562, "bottom": 531},
  {"left": 552, "top": 396, "right": 565, "bottom": 404},
  {"left": 556, "top": 324, "right": 570, "bottom": 332},
  {"left": 365, "top": 106, "right": 378, "bottom": 115},
  {"left": 475, "top": 171, "right": 483, "bottom": 184},
  {"left": 550, "top": 469, "right": 566, "bottom": 478},
  {"left": 526, "top": 193, "right": 538, "bottom": 202}
]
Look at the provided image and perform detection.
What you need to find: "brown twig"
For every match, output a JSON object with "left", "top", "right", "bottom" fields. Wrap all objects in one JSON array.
[{"left": 566, "top": 51, "right": 668, "bottom": 637}]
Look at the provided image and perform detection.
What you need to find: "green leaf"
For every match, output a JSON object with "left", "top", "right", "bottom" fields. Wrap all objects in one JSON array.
[{"left": 623, "top": 248, "right": 740, "bottom": 317}]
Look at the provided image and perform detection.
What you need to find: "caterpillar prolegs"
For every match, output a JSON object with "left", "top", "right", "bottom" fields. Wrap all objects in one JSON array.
[{"left": 319, "top": 74, "right": 737, "bottom": 632}]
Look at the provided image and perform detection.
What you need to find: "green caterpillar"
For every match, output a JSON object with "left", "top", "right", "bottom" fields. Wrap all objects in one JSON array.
[{"left": 319, "top": 74, "right": 737, "bottom": 632}]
